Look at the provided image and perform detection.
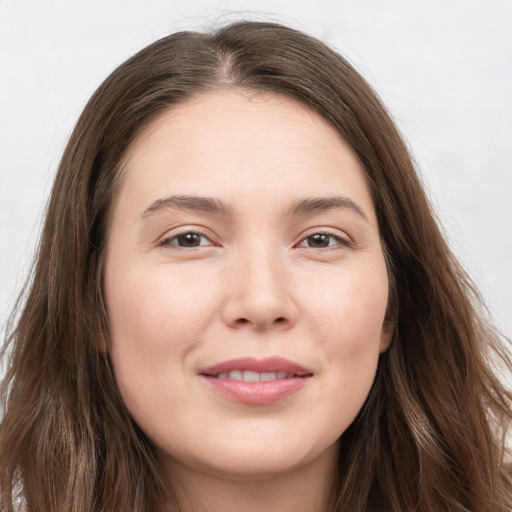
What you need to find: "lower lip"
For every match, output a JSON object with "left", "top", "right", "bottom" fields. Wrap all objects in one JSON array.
[{"left": 201, "top": 376, "right": 310, "bottom": 405}]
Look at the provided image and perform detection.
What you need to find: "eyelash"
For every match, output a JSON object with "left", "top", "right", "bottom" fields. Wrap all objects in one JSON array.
[
  {"left": 297, "top": 232, "right": 351, "bottom": 250},
  {"left": 158, "top": 229, "right": 352, "bottom": 251},
  {"left": 158, "top": 231, "right": 215, "bottom": 249}
]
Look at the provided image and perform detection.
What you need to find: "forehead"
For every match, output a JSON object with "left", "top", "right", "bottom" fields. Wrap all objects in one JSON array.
[
  {"left": 115, "top": 89, "right": 375, "bottom": 222},
  {"left": 129, "top": 88, "right": 344, "bottom": 147}
]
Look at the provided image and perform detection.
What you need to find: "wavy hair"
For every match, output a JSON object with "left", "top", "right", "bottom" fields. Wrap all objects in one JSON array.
[{"left": 1, "top": 20, "right": 511, "bottom": 512}]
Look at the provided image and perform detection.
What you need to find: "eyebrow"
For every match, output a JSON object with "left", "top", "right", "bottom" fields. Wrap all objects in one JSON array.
[
  {"left": 140, "top": 195, "right": 236, "bottom": 218},
  {"left": 140, "top": 194, "right": 368, "bottom": 221},
  {"left": 286, "top": 196, "right": 368, "bottom": 221}
]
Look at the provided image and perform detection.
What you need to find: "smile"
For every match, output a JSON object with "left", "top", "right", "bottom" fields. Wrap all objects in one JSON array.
[
  {"left": 199, "top": 357, "right": 313, "bottom": 405},
  {"left": 216, "top": 370, "right": 298, "bottom": 381}
]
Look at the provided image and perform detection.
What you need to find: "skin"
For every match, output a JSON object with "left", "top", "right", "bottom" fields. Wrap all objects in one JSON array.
[{"left": 104, "top": 89, "right": 393, "bottom": 512}]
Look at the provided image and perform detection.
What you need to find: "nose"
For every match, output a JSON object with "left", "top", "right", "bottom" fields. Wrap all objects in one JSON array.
[{"left": 221, "top": 250, "right": 298, "bottom": 331}]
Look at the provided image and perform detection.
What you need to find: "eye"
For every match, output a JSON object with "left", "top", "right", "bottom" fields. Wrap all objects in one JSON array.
[
  {"left": 159, "top": 231, "right": 213, "bottom": 249},
  {"left": 298, "top": 232, "right": 349, "bottom": 249}
]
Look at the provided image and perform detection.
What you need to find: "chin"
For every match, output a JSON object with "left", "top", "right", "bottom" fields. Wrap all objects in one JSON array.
[
  {"left": 192, "top": 452, "right": 318, "bottom": 482},
  {"left": 161, "top": 432, "right": 340, "bottom": 484}
]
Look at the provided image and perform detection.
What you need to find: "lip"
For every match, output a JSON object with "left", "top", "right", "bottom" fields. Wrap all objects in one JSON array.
[
  {"left": 200, "top": 356, "right": 312, "bottom": 376},
  {"left": 199, "top": 357, "right": 313, "bottom": 405}
]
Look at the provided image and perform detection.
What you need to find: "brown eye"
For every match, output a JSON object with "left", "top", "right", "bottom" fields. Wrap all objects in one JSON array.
[
  {"left": 298, "top": 233, "right": 347, "bottom": 249},
  {"left": 307, "top": 234, "right": 330, "bottom": 248},
  {"left": 176, "top": 233, "right": 202, "bottom": 247},
  {"left": 160, "top": 232, "right": 210, "bottom": 248}
]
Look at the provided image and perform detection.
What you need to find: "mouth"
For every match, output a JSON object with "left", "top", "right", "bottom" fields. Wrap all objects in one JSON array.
[
  {"left": 199, "top": 357, "right": 313, "bottom": 405},
  {"left": 213, "top": 370, "right": 306, "bottom": 381}
]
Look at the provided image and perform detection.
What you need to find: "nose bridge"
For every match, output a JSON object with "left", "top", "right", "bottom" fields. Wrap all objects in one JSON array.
[
  {"left": 222, "top": 239, "right": 297, "bottom": 330},
  {"left": 244, "top": 244, "right": 286, "bottom": 300}
]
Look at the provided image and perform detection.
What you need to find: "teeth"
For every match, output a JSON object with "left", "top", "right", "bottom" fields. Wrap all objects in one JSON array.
[
  {"left": 216, "top": 371, "right": 293, "bottom": 381},
  {"left": 229, "top": 370, "right": 243, "bottom": 380},
  {"left": 243, "top": 370, "right": 260, "bottom": 382}
]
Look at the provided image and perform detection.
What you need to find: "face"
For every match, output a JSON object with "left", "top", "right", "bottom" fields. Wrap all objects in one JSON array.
[{"left": 104, "top": 90, "right": 392, "bottom": 482}]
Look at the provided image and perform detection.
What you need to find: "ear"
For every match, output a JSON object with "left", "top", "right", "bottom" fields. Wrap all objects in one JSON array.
[{"left": 379, "top": 320, "right": 394, "bottom": 353}]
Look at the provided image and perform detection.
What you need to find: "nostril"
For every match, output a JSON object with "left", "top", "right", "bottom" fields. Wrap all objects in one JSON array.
[{"left": 275, "top": 317, "right": 286, "bottom": 323}]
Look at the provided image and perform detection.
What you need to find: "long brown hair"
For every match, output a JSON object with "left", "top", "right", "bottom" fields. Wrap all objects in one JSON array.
[{"left": 1, "top": 20, "right": 511, "bottom": 512}]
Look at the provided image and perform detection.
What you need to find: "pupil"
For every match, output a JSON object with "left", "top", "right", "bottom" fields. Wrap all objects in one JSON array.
[
  {"left": 179, "top": 233, "right": 200, "bottom": 247},
  {"left": 309, "top": 234, "right": 329, "bottom": 248}
]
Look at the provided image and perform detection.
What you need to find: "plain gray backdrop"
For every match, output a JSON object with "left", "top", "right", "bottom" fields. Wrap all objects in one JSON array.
[{"left": 1, "top": 0, "right": 511, "bottom": 345}]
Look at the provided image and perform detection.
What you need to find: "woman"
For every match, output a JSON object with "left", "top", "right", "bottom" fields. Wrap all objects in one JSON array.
[{"left": 1, "top": 20, "right": 510, "bottom": 512}]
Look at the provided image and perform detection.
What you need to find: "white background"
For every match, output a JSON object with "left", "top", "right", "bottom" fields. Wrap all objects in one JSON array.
[{"left": 1, "top": 0, "right": 511, "bottom": 341}]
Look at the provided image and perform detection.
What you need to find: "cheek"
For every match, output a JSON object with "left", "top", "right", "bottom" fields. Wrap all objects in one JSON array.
[
  {"left": 305, "top": 260, "right": 389, "bottom": 341},
  {"left": 303, "top": 261, "right": 388, "bottom": 391},
  {"left": 105, "top": 262, "right": 217, "bottom": 347},
  {"left": 103, "top": 262, "right": 219, "bottom": 411}
]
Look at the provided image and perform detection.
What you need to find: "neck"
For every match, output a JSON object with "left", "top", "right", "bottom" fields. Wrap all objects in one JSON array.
[{"left": 161, "top": 444, "right": 339, "bottom": 512}]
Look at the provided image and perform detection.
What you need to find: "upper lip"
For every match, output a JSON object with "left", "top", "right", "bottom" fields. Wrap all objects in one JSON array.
[{"left": 199, "top": 357, "right": 312, "bottom": 377}]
